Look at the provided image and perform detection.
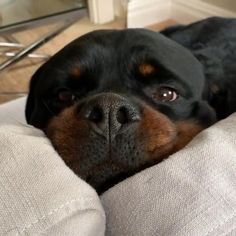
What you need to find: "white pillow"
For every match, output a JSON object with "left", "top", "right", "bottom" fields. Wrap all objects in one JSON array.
[{"left": 0, "top": 97, "right": 26, "bottom": 124}]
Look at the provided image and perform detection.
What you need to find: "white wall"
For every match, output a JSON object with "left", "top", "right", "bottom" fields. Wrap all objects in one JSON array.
[
  {"left": 88, "top": 0, "right": 236, "bottom": 26},
  {"left": 127, "top": 0, "right": 171, "bottom": 28},
  {"left": 127, "top": 0, "right": 236, "bottom": 27}
]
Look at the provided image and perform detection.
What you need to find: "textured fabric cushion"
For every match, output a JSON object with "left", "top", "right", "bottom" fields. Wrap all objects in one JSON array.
[
  {"left": 0, "top": 97, "right": 26, "bottom": 124},
  {"left": 101, "top": 113, "right": 236, "bottom": 236},
  {"left": 0, "top": 124, "right": 105, "bottom": 235}
]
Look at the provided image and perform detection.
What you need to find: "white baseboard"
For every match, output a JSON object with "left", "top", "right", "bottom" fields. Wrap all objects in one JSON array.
[
  {"left": 127, "top": 0, "right": 236, "bottom": 27},
  {"left": 88, "top": 0, "right": 114, "bottom": 24},
  {"left": 114, "top": 0, "right": 127, "bottom": 18},
  {"left": 172, "top": 0, "right": 236, "bottom": 24},
  {"left": 127, "top": 0, "right": 171, "bottom": 28}
]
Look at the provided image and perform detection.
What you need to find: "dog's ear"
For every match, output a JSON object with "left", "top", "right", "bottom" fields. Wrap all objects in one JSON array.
[
  {"left": 160, "top": 24, "right": 184, "bottom": 37},
  {"left": 196, "top": 49, "right": 236, "bottom": 121},
  {"left": 25, "top": 67, "right": 44, "bottom": 125},
  {"left": 207, "top": 82, "right": 228, "bottom": 120},
  {"left": 206, "top": 78, "right": 236, "bottom": 120}
]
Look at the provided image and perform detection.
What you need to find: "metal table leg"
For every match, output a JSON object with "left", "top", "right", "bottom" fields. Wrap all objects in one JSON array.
[
  {"left": 0, "top": 51, "right": 49, "bottom": 59},
  {"left": 3, "top": 35, "right": 19, "bottom": 44},
  {"left": 0, "top": 42, "right": 23, "bottom": 48},
  {"left": 0, "top": 16, "right": 82, "bottom": 71}
]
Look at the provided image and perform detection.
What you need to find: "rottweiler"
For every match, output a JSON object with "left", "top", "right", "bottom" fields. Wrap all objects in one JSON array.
[{"left": 26, "top": 17, "right": 236, "bottom": 194}]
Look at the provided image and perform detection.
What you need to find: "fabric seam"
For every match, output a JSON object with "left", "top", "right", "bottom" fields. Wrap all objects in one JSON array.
[{"left": 20, "top": 196, "right": 103, "bottom": 234}]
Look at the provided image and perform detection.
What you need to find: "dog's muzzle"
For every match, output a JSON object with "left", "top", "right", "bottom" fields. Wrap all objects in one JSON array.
[{"left": 45, "top": 92, "right": 182, "bottom": 193}]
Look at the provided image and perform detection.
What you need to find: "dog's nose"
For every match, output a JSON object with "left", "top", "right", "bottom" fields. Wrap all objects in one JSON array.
[{"left": 78, "top": 93, "right": 140, "bottom": 139}]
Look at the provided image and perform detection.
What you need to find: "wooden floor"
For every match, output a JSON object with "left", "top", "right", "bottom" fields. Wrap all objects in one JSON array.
[{"left": 0, "top": 17, "right": 176, "bottom": 104}]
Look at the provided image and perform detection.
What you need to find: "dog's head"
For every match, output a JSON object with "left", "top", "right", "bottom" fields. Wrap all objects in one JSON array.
[{"left": 26, "top": 29, "right": 216, "bottom": 193}]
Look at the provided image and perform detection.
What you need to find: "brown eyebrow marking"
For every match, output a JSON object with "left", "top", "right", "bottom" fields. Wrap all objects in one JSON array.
[
  {"left": 138, "top": 63, "right": 156, "bottom": 76},
  {"left": 71, "top": 67, "right": 81, "bottom": 77}
]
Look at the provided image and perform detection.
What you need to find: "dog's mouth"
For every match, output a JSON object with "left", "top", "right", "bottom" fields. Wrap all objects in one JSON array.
[{"left": 83, "top": 159, "right": 141, "bottom": 194}]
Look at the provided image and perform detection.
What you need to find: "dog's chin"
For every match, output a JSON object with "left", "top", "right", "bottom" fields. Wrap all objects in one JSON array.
[{"left": 83, "top": 163, "right": 139, "bottom": 194}]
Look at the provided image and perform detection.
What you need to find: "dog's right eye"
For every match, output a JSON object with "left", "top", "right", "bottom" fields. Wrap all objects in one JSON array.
[
  {"left": 57, "top": 89, "right": 75, "bottom": 103},
  {"left": 152, "top": 87, "right": 179, "bottom": 102}
]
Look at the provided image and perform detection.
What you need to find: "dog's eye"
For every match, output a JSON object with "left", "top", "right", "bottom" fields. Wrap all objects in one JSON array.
[
  {"left": 57, "top": 89, "right": 75, "bottom": 103},
  {"left": 152, "top": 87, "right": 178, "bottom": 102}
]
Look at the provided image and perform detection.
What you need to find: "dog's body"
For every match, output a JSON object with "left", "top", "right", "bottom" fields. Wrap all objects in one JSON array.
[{"left": 26, "top": 17, "right": 236, "bottom": 193}]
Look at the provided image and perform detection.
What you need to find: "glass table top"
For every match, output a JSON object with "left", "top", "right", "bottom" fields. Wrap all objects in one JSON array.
[{"left": 0, "top": 0, "right": 86, "bottom": 30}]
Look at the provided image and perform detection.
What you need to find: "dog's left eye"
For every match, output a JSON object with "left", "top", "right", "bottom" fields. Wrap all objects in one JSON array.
[
  {"left": 57, "top": 89, "right": 75, "bottom": 103},
  {"left": 152, "top": 87, "right": 178, "bottom": 102}
]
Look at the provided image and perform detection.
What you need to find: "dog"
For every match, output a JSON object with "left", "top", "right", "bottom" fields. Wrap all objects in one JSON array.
[{"left": 26, "top": 17, "right": 236, "bottom": 194}]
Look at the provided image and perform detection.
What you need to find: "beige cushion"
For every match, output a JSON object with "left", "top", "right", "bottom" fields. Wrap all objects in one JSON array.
[
  {"left": 101, "top": 113, "right": 236, "bottom": 236},
  {"left": 0, "top": 124, "right": 105, "bottom": 235},
  {"left": 0, "top": 97, "right": 26, "bottom": 124}
]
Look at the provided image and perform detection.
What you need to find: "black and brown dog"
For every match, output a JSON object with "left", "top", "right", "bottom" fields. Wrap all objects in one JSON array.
[{"left": 26, "top": 17, "right": 236, "bottom": 194}]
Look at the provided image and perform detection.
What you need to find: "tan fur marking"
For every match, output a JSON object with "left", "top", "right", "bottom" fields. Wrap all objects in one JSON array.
[
  {"left": 71, "top": 67, "right": 81, "bottom": 77},
  {"left": 172, "top": 121, "right": 204, "bottom": 153},
  {"left": 139, "top": 63, "right": 156, "bottom": 76},
  {"left": 210, "top": 84, "right": 220, "bottom": 94},
  {"left": 138, "top": 105, "right": 205, "bottom": 163},
  {"left": 45, "top": 105, "right": 87, "bottom": 174},
  {"left": 138, "top": 106, "right": 176, "bottom": 163}
]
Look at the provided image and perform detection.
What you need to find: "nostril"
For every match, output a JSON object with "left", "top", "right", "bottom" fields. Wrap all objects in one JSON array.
[
  {"left": 116, "top": 107, "right": 129, "bottom": 124},
  {"left": 87, "top": 106, "right": 103, "bottom": 123}
]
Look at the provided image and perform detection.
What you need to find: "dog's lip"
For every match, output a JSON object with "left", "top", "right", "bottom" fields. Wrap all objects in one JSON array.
[
  {"left": 84, "top": 163, "right": 123, "bottom": 191},
  {"left": 82, "top": 159, "right": 125, "bottom": 178}
]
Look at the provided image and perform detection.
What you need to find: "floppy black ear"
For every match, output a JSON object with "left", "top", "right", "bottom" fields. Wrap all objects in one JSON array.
[
  {"left": 25, "top": 68, "right": 43, "bottom": 124},
  {"left": 160, "top": 24, "right": 184, "bottom": 37},
  {"left": 205, "top": 72, "right": 236, "bottom": 120}
]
